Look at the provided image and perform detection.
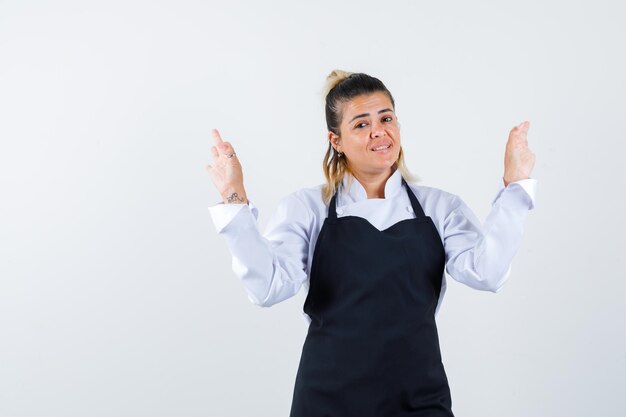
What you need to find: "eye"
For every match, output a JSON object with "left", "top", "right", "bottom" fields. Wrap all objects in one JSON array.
[
  {"left": 355, "top": 122, "right": 368, "bottom": 129},
  {"left": 383, "top": 116, "right": 393, "bottom": 122}
]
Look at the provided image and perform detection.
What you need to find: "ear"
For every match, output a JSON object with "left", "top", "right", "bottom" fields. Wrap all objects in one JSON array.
[{"left": 328, "top": 131, "right": 341, "bottom": 153}]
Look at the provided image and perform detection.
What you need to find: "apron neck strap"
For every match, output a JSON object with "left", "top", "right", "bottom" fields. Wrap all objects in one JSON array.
[
  {"left": 402, "top": 177, "right": 426, "bottom": 218},
  {"left": 328, "top": 190, "right": 339, "bottom": 220}
]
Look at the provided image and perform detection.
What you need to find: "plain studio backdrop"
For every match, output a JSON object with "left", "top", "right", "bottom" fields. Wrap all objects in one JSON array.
[{"left": 1, "top": 0, "right": 625, "bottom": 416}]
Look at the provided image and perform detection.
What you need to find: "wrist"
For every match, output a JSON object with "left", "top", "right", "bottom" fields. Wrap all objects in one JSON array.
[
  {"left": 221, "top": 187, "right": 248, "bottom": 204},
  {"left": 503, "top": 175, "right": 531, "bottom": 187}
]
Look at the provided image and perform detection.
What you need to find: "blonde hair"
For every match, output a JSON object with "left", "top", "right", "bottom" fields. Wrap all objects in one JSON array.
[{"left": 321, "top": 69, "right": 418, "bottom": 204}]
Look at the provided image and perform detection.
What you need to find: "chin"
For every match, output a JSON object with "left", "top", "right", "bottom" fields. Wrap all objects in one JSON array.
[{"left": 370, "top": 162, "right": 397, "bottom": 174}]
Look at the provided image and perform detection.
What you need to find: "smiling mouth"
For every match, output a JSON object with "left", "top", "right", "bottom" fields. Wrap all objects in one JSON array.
[{"left": 371, "top": 144, "right": 392, "bottom": 151}]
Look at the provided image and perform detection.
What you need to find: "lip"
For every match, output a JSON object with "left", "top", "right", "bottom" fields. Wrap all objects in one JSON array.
[{"left": 370, "top": 141, "right": 393, "bottom": 152}]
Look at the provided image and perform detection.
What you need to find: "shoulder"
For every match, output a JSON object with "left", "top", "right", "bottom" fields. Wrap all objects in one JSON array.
[
  {"left": 280, "top": 183, "right": 324, "bottom": 209},
  {"left": 275, "top": 183, "right": 326, "bottom": 222},
  {"left": 404, "top": 181, "right": 463, "bottom": 224},
  {"left": 406, "top": 182, "right": 459, "bottom": 207},
  {"left": 290, "top": 183, "right": 326, "bottom": 207}
]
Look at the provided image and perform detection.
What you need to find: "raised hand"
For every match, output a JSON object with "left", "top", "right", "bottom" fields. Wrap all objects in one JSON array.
[
  {"left": 205, "top": 128, "right": 248, "bottom": 204},
  {"left": 503, "top": 121, "right": 536, "bottom": 186}
]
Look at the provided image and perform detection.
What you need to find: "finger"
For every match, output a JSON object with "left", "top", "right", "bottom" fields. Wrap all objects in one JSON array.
[
  {"left": 519, "top": 121, "right": 531, "bottom": 133},
  {"left": 508, "top": 127, "right": 520, "bottom": 142},
  {"left": 220, "top": 141, "right": 235, "bottom": 155},
  {"left": 509, "top": 123, "right": 528, "bottom": 141},
  {"left": 211, "top": 130, "right": 236, "bottom": 157},
  {"left": 210, "top": 146, "right": 219, "bottom": 162},
  {"left": 518, "top": 121, "right": 529, "bottom": 140},
  {"left": 211, "top": 128, "right": 224, "bottom": 146}
]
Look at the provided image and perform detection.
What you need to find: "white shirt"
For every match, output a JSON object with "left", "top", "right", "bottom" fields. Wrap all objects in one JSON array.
[{"left": 208, "top": 169, "right": 537, "bottom": 326}]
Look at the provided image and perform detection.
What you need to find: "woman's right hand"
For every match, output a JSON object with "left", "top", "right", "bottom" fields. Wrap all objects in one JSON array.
[{"left": 205, "top": 128, "right": 249, "bottom": 204}]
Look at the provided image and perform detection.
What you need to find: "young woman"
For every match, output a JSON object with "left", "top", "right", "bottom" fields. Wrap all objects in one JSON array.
[{"left": 206, "top": 70, "right": 537, "bottom": 416}]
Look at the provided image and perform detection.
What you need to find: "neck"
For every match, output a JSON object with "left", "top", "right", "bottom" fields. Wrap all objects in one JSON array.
[{"left": 349, "top": 167, "right": 395, "bottom": 199}]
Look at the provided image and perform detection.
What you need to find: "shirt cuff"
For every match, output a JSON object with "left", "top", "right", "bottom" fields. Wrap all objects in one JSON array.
[
  {"left": 492, "top": 178, "right": 537, "bottom": 210},
  {"left": 508, "top": 178, "right": 537, "bottom": 210},
  {"left": 207, "top": 200, "right": 259, "bottom": 234}
]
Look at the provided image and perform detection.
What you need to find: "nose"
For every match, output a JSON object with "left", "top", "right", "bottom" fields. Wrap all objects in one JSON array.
[{"left": 370, "top": 120, "right": 385, "bottom": 138}]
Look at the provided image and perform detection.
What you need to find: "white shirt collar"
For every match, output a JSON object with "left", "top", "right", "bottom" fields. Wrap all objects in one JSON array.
[{"left": 339, "top": 168, "right": 403, "bottom": 204}]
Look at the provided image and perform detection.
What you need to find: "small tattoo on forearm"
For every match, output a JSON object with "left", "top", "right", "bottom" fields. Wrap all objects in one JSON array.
[{"left": 226, "top": 193, "right": 245, "bottom": 203}]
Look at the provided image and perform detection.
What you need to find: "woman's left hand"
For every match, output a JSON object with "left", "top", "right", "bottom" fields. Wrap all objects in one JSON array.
[{"left": 503, "top": 121, "right": 536, "bottom": 186}]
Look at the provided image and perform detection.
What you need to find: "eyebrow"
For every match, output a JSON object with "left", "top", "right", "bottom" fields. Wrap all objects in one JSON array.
[{"left": 348, "top": 108, "right": 395, "bottom": 124}]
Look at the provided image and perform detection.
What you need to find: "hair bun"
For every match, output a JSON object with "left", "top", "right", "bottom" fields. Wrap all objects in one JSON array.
[{"left": 323, "top": 69, "right": 354, "bottom": 98}]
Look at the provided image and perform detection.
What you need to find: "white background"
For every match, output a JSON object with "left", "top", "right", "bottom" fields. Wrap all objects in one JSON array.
[{"left": 1, "top": 1, "right": 624, "bottom": 416}]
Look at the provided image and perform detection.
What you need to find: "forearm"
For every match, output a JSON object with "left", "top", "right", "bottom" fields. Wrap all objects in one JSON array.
[
  {"left": 208, "top": 197, "right": 309, "bottom": 307},
  {"left": 473, "top": 184, "right": 532, "bottom": 290},
  {"left": 445, "top": 180, "right": 536, "bottom": 292}
]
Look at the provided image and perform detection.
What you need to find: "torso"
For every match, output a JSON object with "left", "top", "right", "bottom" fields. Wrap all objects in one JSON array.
[{"left": 287, "top": 178, "right": 459, "bottom": 324}]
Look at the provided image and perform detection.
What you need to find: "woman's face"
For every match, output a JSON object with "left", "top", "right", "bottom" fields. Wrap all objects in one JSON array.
[{"left": 329, "top": 91, "right": 401, "bottom": 177}]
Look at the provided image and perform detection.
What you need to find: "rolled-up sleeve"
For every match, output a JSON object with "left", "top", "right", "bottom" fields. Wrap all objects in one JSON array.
[
  {"left": 443, "top": 178, "right": 537, "bottom": 292},
  {"left": 208, "top": 193, "right": 312, "bottom": 307}
]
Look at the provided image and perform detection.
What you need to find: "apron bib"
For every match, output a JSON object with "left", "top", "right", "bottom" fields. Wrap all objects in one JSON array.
[{"left": 289, "top": 177, "right": 454, "bottom": 417}]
